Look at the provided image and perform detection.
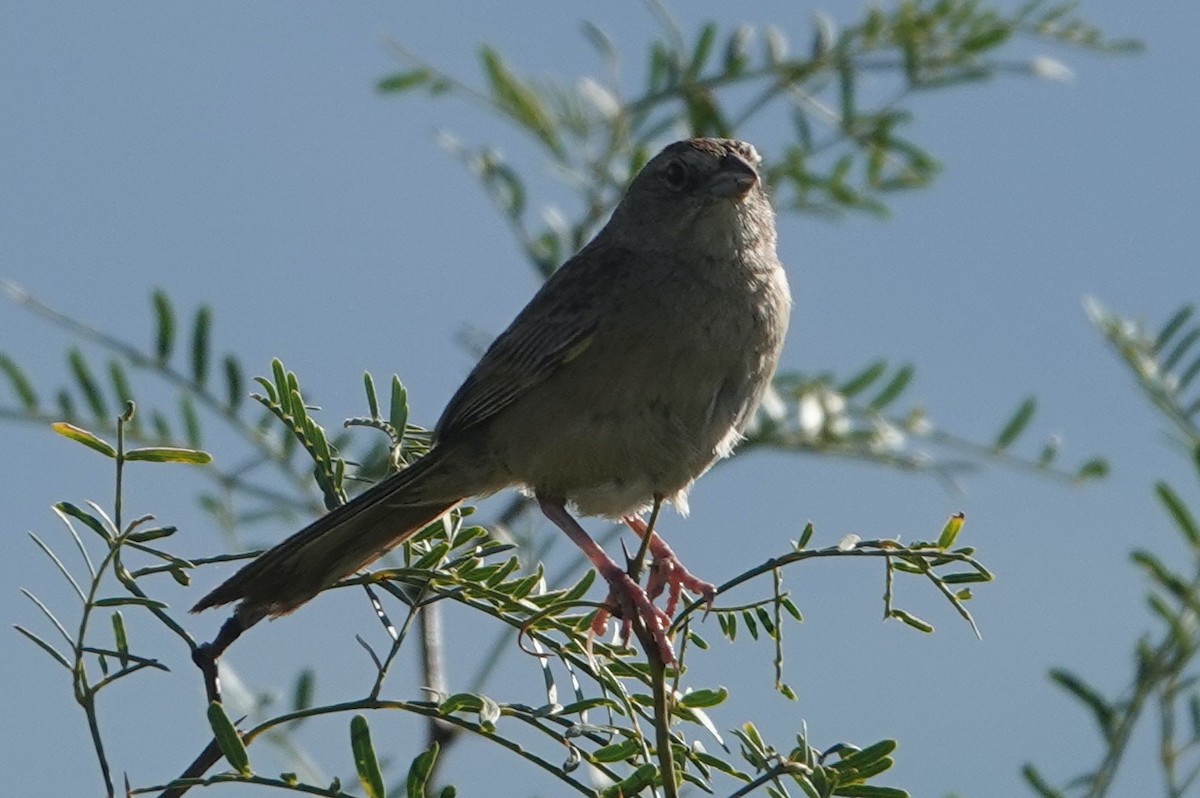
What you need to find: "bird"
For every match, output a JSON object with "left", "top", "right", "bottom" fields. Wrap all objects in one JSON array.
[{"left": 192, "top": 137, "right": 791, "bottom": 670}]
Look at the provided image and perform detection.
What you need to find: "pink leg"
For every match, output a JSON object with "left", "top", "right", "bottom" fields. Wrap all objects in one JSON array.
[
  {"left": 537, "top": 498, "right": 676, "bottom": 664},
  {"left": 623, "top": 515, "right": 717, "bottom": 617}
]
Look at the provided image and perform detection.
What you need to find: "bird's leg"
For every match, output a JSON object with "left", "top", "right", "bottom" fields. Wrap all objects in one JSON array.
[
  {"left": 192, "top": 605, "right": 263, "bottom": 703},
  {"left": 537, "top": 497, "right": 675, "bottom": 664},
  {"left": 621, "top": 514, "right": 717, "bottom": 618},
  {"left": 626, "top": 495, "right": 664, "bottom": 584}
]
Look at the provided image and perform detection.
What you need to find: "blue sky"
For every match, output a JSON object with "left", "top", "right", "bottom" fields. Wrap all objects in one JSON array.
[{"left": 2, "top": 3, "right": 1198, "bottom": 796}]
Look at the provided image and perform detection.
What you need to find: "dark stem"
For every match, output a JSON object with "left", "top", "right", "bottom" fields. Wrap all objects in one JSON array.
[{"left": 627, "top": 495, "right": 663, "bottom": 584}]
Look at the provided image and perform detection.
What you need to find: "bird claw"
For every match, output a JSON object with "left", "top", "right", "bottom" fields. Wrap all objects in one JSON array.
[
  {"left": 624, "top": 514, "right": 717, "bottom": 617},
  {"left": 645, "top": 548, "right": 717, "bottom": 617},
  {"left": 592, "top": 571, "right": 676, "bottom": 664}
]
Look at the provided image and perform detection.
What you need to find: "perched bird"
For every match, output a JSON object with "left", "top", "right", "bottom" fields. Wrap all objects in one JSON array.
[{"left": 192, "top": 137, "right": 791, "bottom": 669}]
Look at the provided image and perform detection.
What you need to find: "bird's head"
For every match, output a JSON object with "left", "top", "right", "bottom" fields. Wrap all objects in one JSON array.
[{"left": 608, "top": 138, "right": 775, "bottom": 255}]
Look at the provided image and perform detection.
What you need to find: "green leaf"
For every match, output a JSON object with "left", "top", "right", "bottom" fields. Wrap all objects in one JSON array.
[
  {"left": 223, "top": 355, "right": 244, "bottom": 410},
  {"left": 406, "top": 742, "right": 440, "bottom": 798},
  {"left": 685, "top": 22, "right": 717, "bottom": 80},
  {"left": 351, "top": 715, "right": 386, "bottom": 798},
  {"left": 107, "top": 360, "right": 134, "bottom": 412},
  {"left": 180, "top": 394, "right": 201, "bottom": 448},
  {"left": 478, "top": 694, "right": 502, "bottom": 731},
  {"left": 796, "top": 522, "right": 814, "bottom": 550},
  {"left": 889, "top": 609, "right": 933, "bottom": 633},
  {"left": 127, "top": 525, "right": 176, "bottom": 543},
  {"left": 51, "top": 422, "right": 116, "bottom": 458},
  {"left": 192, "top": 305, "right": 212, "bottom": 387},
  {"left": 994, "top": 396, "right": 1036, "bottom": 451},
  {"left": 1049, "top": 668, "right": 1114, "bottom": 737},
  {"left": 207, "top": 701, "right": 250, "bottom": 775},
  {"left": 111, "top": 611, "right": 129, "bottom": 668},
  {"left": 0, "top": 353, "right": 39, "bottom": 410},
  {"left": 1156, "top": 481, "right": 1200, "bottom": 546},
  {"left": 1163, "top": 330, "right": 1200, "bottom": 377},
  {"left": 839, "top": 360, "right": 886, "bottom": 397},
  {"left": 592, "top": 738, "right": 641, "bottom": 763},
  {"left": 479, "top": 46, "right": 561, "bottom": 156},
  {"left": 724, "top": 24, "right": 751, "bottom": 74},
  {"left": 124, "top": 446, "right": 213, "bottom": 465},
  {"left": 94, "top": 597, "right": 168, "bottom": 609},
  {"left": 1021, "top": 763, "right": 1066, "bottom": 798},
  {"left": 378, "top": 68, "right": 431, "bottom": 93},
  {"left": 837, "top": 53, "right": 856, "bottom": 128},
  {"left": 390, "top": 377, "right": 409, "bottom": 437},
  {"left": 832, "top": 787, "right": 907, "bottom": 797},
  {"left": 13, "top": 625, "right": 72, "bottom": 670},
  {"left": 153, "top": 289, "right": 176, "bottom": 364},
  {"left": 868, "top": 365, "right": 913, "bottom": 410},
  {"left": 363, "top": 372, "right": 380, "bottom": 419},
  {"left": 1155, "top": 305, "right": 1194, "bottom": 353},
  {"left": 940, "top": 572, "right": 991, "bottom": 584},
  {"left": 680, "top": 687, "right": 729, "bottom": 709},
  {"left": 68, "top": 347, "right": 108, "bottom": 419},
  {"left": 832, "top": 739, "right": 896, "bottom": 771},
  {"left": 1074, "top": 457, "right": 1109, "bottom": 482},
  {"left": 600, "top": 764, "right": 657, "bottom": 798},
  {"left": 961, "top": 25, "right": 1012, "bottom": 53},
  {"left": 937, "top": 513, "right": 965, "bottom": 549},
  {"left": 292, "top": 669, "right": 315, "bottom": 713},
  {"left": 55, "top": 501, "right": 112, "bottom": 540}
]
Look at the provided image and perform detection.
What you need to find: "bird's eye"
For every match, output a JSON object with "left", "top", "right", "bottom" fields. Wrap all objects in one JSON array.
[{"left": 664, "top": 161, "right": 688, "bottom": 190}]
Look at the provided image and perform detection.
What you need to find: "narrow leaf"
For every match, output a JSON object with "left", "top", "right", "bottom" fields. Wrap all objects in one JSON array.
[
  {"left": 868, "top": 365, "right": 913, "bottom": 410},
  {"left": 207, "top": 701, "right": 250, "bottom": 775},
  {"left": 13, "top": 625, "right": 72, "bottom": 670},
  {"left": 351, "top": 715, "right": 386, "bottom": 798},
  {"left": 592, "top": 738, "right": 641, "bottom": 763},
  {"left": 68, "top": 348, "right": 109, "bottom": 419},
  {"left": 937, "top": 513, "right": 965, "bottom": 549},
  {"left": 1154, "top": 304, "right": 1193, "bottom": 353},
  {"left": 94, "top": 597, "right": 169, "bottom": 609},
  {"left": 796, "top": 522, "right": 814, "bottom": 550},
  {"left": 125, "top": 446, "right": 213, "bottom": 465},
  {"left": 390, "top": 376, "right": 408, "bottom": 437},
  {"left": 1075, "top": 457, "right": 1109, "bottom": 482},
  {"left": 889, "top": 609, "right": 934, "bottom": 633},
  {"left": 108, "top": 360, "right": 134, "bottom": 410},
  {"left": 293, "top": 669, "right": 315, "bottom": 713},
  {"left": 363, "top": 372, "right": 380, "bottom": 419},
  {"left": 832, "top": 739, "right": 896, "bottom": 771},
  {"left": 378, "top": 69, "right": 431, "bottom": 93},
  {"left": 0, "top": 353, "right": 39, "bottom": 410},
  {"left": 153, "top": 289, "right": 176, "bottom": 363},
  {"left": 112, "top": 611, "right": 129, "bottom": 668},
  {"left": 680, "top": 687, "right": 729, "bottom": 709},
  {"left": 192, "top": 305, "right": 212, "bottom": 387},
  {"left": 406, "top": 742, "right": 440, "bottom": 798},
  {"left": 995, "top": 397, "right": 1036, "bottom": 451},
  {"left": 54, "top": 501, "right": 113, "bottom": 540},
  {"left": 51, "top": 422, "right": 116, "bottom": 458},
  {"left": 839, "top": 360, "right": 886, "bottom": 397},
  {"left": 1049, "top": 668, "right": 1114, "bottom": 737},
  {"left": 223, "top": 355, "right": 244, "bottom": 410},
  {"left": 180, "top": 394, "right": 201, "bottom": 448},
  {"left": 1156, "top": 481, "right": 1200, "bottom": 546},
  {"left": 686, "top": 22, "right": 717, "bottom": 80}
]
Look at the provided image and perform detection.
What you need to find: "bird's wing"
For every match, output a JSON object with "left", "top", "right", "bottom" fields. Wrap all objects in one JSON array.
[{"left": 434, "top": 245, "right": 628, "bottom": 440}]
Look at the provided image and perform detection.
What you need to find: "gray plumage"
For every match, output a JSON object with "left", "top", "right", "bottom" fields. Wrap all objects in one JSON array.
[{"left": 193, "top": 137, "right": 791, "bottom": 630}]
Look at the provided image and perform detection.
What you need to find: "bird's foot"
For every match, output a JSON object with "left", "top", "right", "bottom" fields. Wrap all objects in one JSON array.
[
  {"left": 592, "top": 569, "right": 676, "bottom": 664},
  {"left": 623, "top": 515, "right": 717, "bottom": 617}
]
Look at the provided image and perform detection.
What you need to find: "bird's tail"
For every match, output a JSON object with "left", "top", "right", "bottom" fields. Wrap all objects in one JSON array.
[{"left": 191, "top": 452, "right": 464, "bottom": 618}]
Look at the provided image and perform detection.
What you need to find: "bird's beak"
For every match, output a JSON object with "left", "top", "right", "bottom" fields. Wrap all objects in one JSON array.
[{"left": 706, "top": 153, "right": 760, "bottom": 199}]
